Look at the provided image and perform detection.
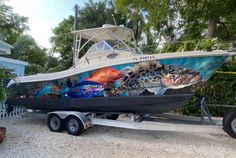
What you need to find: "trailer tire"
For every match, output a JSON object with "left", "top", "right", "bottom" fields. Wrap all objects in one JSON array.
[
  {"left": 48, "top": 114, "right": 65, "bottom": 132},
  {"left": 223, "top": 110, "right": 236, "bottom": 139},
  {"left": 65, "top": 116, "right": 84, "bottom": 136}
]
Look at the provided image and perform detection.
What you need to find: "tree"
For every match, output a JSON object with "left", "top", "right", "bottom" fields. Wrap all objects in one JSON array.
[
  {"left": 51, "top": 0, "right": 135, "bottom": 69},
  {"left": 10, "top": 35, "right": 47, "bottom": 67},
  {"left": 7, "top": 35, "right": 58, "bottom": 75},
  {"left": 50, "top": 16, "right": 74, "bottom": 69},
  {"left": 115, "top": 0, "right": 236, "bottom": 41},
  {"left": 11, "top": 35, "right": 62, "bottom": 75},
  {"left": 180, "top": 0, "right": 236, "bottom": 38},
  {"left": 115, "top": 0, "right": 181, "bottom": 43},
  {"left": 25, "top": 55, "right": 61, "bottom": 75},
  {"left": 0, "top": 0, "right": 29, "bottom": 44}
]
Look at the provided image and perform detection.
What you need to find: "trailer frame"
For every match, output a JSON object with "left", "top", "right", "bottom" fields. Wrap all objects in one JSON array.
[
  {"left": 7, "top": 97, "right": 236, "bottom": 138},
  {"left": 45, "top": 97, "right": 236, "bottom": 138}
]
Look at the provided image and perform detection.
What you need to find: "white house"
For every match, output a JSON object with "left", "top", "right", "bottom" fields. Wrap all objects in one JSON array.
[{"left": 0, "top": 40, "right": 28, "bottom": 76}]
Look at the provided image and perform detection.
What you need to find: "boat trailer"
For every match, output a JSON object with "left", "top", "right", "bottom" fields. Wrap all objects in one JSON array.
[{"left": 12, "top": 97, "right": 235, "bottom": 139}]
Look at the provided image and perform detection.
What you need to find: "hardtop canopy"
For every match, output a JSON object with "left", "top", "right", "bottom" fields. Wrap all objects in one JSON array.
[{"left": 72, "top": 24, "right": 134, "bottom": 42}]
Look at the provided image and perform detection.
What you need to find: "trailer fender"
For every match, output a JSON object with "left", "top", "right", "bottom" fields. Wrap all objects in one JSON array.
[{"left": 48, "top": 111, "right": 91, "bottom": 129}]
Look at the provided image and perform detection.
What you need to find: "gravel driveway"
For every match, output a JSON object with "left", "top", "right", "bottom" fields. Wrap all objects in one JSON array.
[{"left": 0, "top": 115, "right": 236, "bottom": 158}]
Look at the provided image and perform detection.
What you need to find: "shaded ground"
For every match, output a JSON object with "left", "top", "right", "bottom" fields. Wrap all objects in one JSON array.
[{"left": 0, "top": 115, "right": 236, "bottom": 158}]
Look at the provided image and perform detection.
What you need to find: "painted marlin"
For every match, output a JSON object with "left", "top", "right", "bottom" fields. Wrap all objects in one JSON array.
[{"left": 85, "top": 67, "right": 121, "bottom": 86}]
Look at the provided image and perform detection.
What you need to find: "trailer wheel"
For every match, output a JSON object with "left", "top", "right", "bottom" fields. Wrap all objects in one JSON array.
[
  {"left": 47, "top": 114, "right": 65, "bottom": 132},
  {"left": 223, "top": 110, "right": 236, "bottom": 139},
  {"left": 65, "top": 116, "right": 84, "bottom": 136}
]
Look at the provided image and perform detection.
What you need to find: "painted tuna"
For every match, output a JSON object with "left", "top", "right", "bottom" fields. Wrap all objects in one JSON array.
[{"left": 86, "top": 67, "right": 121, "bottom": 86}]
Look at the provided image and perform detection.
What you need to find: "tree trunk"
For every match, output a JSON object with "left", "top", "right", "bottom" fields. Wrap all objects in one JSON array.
[{"left": 207, "top": 20, "right": 217, "bottom": 38}]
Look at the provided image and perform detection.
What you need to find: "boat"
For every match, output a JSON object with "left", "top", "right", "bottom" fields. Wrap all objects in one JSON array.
[{"left": 6, "top": 24, "right": 233, "bottom": 114}]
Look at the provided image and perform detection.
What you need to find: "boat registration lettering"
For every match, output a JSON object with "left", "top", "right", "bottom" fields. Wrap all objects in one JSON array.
[{"left": 133, "top": 55, "right": 156, "bottom": 61}]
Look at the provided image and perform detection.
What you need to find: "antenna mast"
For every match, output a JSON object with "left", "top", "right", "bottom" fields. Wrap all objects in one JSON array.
[{"left": 73, "top": 4, "right": 78, "bottom": 67}]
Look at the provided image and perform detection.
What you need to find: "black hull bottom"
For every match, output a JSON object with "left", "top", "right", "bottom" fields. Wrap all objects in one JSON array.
[{"left": 6, "top": 94, "right": 193, "bottom": 114}]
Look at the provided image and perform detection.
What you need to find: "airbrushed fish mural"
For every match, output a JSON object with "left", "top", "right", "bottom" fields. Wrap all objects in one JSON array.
[
  {"left": 30, "top": 60, "right": 202, "bottom": 99},
  {"left": 85, "top": 67, "right": 121, "bottom": 86},
  {"left": 118, "top": 61, "right": 202, "bottom": 95},
  {"left": 34, "top": 84, "right": 61, "bottom": 99},
  {"left": 66, "top": 81, "right": 104, "bottom": 98}
]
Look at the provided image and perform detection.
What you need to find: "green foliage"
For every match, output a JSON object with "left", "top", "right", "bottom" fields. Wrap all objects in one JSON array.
[
  {"left": 45, "top": 56, "right": 61, "bottom": 71},
  {"left": 0, "top": 1, "right": 29, "bottom": 44},
  {"left": 8, "top": 35, "right": 48, "bottom": 73},
  {"left": 0, "top": 68, "right": 13, "bottom": 103},
  {"left": 181, "top": 21, "right": 206, "bottom": 40},
  {"left": 141, "top": 45, "right": 158, "bottom": 54},
  {"left": 115, "top": 0, "right": 173, "bottom": 28},
  {"left": 181, "top": 93, "right": 202, "bottom": 116},
  {"left": 25, "top": 56, "right": 62, "bottom": 75},
  {"left": 182, "top": 41, "right": 196, "bottom": 51},
  {"left": 78, "top": 0, "right": 126, "bottom": 29},
  {"left": 161, "top": 38, "right": 230, "bottom": 53},
  {"left": 198, "top": 39, "right": 216, "bottom": 50},
  {"left": 142, "top": 38, "right": 222, "bottom": 54},
  {"left": 182, "top": 61, "right": 236, "bottom": 116},
  {"left": 216, "top": 14, "right": 236, "bottom": 40},
  {"left": 180, "top": 0, "right": 236, "bottom": 38},
  {"left": 161, "top": 42, "right": 182, "bottom": 53},
  {"left": 115, "top": 0, "right": 236, "bottom": 40},
  {"left": 7, "top": 35, "right": 60, "bottom": 75},
  {"left": 115, "top": 0, "right": 179, "bottom": 42},
  {"left": 220, "top": 61, "right": 236, "bottom": 72},
  {"left": 25, "top": 64, "right": 45, "bottom": 75},
  {"left": 51, "top": 16, "right": 74, "bottom": 69},
  {"left": 180, "top": 0, "right": 236, "bottom": 23}
]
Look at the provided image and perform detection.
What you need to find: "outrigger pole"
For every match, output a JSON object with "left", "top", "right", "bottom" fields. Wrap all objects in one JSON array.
[{"left": 73, "top": 4, "right": 79, "bottom": 67}]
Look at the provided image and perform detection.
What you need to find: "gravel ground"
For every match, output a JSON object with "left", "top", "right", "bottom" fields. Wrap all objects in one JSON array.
[{"left": 0, "top": 114, "right": 236, "bottom": 158}]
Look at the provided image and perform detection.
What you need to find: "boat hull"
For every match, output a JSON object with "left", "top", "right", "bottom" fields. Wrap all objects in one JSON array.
[
  {"left": 6, "top": 93, "right": 193, "bottom": 114},
  {"left": 9, "top": 54, "right": 227, "bottom": 99}
]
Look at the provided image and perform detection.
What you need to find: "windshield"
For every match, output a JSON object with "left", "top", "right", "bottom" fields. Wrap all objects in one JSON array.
[
  {"left": 87, "top": 40, "right": 132, "bottom": 54},
  {"left": 106, "top": 40, "right": 129, "bottom": 51},
  {"left": 87, "top": 41, "right": 112, "bottom": 53}
]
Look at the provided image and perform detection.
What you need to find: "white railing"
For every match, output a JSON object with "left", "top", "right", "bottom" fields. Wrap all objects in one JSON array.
[{"left": 0, "top": 104, "right": 26, "bottom": 119}]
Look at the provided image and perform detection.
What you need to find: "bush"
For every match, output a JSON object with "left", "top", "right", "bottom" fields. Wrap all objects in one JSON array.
[
  {"left": 181, "top": 61, "right": 236, "bottom": 116},
  {"left": 0, "top": 69, "right": 11, "bottom": 102},
  {"left": 160, "top": 38, "right": 231, "bottom": 54}
]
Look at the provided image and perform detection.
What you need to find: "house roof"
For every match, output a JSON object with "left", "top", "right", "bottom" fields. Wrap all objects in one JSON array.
[
  {"left": 0, "top": 40, "right": 13, "bottom": 48},
  {"left": 0, "top": 40, "right": 13, "bottom": 55},
  {"left": 0, "top": 56, "right": 28, "bottom": 66}
]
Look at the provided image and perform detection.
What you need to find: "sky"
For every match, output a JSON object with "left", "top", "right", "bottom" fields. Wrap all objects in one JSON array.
[{"left": 7, "top": 0, "right": 86, "bottom": 49}]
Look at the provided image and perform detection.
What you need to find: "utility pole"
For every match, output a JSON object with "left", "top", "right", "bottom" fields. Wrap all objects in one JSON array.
[{"left": 73, "top": 4, "right": 78, "bottom": 67}]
